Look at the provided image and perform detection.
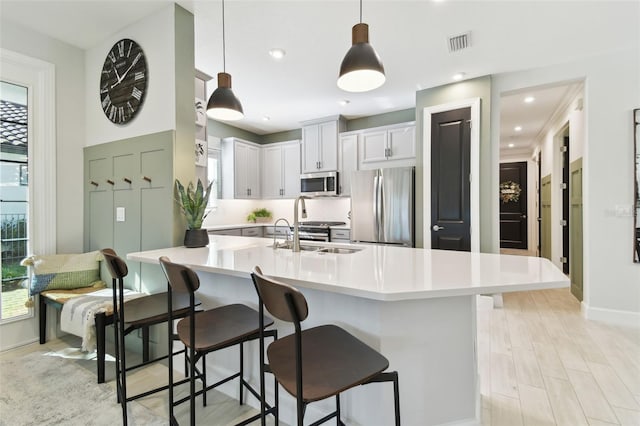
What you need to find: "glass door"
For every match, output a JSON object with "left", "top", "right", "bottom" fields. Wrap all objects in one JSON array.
[{"left": 0, "top": 81, "right": 31, "bottom": 323}]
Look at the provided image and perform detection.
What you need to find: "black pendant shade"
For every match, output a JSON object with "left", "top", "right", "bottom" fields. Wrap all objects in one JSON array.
[
  {"left": 338, "top": 23, "right": 385, "bottom": 92},
  {"left": 207, "top": 72, "right": 244, "bottom": 121}
]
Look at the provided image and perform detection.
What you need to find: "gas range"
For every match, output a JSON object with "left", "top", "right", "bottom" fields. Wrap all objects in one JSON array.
[{"left": 293, "top": 221, "right": 346, "bottom": 242}]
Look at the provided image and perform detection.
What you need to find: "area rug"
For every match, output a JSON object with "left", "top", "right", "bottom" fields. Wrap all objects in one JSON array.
[{"left": 0, "top": 349, "right": 166, "bottom": 425}]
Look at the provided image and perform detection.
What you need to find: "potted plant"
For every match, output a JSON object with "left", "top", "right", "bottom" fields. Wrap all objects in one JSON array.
[
  {"left": 247, "top": 208, "right": 272, "bottom": 223},
  {"left": 175, "top": 178, "right": 213, "bottom": 247}
]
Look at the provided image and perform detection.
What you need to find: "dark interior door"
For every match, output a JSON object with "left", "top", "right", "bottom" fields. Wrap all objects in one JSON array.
[
  {"left": 431, "top": 107, "right": 471, "bottom": 251},
  {"left": 562, "top": 136, "right": 570, "bottom": 273},
  {"left": 500, "top": 161, "right": 528, "bottom": 249}
]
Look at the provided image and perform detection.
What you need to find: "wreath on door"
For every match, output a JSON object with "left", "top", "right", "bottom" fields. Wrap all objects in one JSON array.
[{"left": 500, "top": 181, "right": 522, "bottom": 203}]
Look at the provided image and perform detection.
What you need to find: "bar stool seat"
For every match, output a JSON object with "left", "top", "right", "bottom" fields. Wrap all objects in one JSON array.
[
  {"left": 268, "top": 324, "right": 389, "bottom": 402},
  {"left": 176, "top": 304, "right": 270, "bottom": 352}
]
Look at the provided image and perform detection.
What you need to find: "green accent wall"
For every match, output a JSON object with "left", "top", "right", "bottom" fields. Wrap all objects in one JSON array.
[
  {"left": 261, "top": 129, "right": 303, "bottom": 144},
  {"left": 345, "top": 108, "right": 415, "bottom": 132},
  {"left": 208, "top": 119, "right": 262, "bottom": 143},
  {"left": 415, "top": 76, "right": 492, "bottom": 250}
]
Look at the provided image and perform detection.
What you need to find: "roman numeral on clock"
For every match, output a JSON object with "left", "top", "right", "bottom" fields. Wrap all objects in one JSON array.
[
  {"left": 132, "top": 87, "right": 142, "bottom": 101},
  {"left": 108, "top": 51, "right": 116, "bottom": 63},
  {"left": 117, "top": 40, "right": 125, "bottom": 57},
  {"left": 135, "top": 72, "right": 144, "bottom": 81},
  {"left": 101, "top": 94, "right": 111, "bottom": 110}
]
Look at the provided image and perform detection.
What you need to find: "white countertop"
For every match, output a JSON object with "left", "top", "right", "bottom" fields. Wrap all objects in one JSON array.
[
  {"left": 128, "top": 235, "right": 569, "bottom": 301},
  {"left": 205, "top": 223, "right": 350, "bottom": 230}
]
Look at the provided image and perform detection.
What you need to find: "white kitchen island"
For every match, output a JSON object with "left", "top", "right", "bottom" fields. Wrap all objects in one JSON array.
[{"left": 128, "top": 236, "right": 569, "bottom": 426}]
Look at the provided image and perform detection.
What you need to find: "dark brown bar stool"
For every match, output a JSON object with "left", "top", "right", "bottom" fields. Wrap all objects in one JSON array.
[
  {"left": 159, "top": 256, "right": 278, "bottom": 426},
  {"left": 101, "top": 248, "right": 195, "bottom": 425},
  {"left": 251, "top": 266, "right": 401, "bottom": 426}
]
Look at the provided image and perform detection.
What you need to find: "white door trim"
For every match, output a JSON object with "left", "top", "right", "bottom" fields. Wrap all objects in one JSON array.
[
  {"left": 423, "top": 98, "right": 481, "bottom": 252},
  {"left": 1, "top": 49, "right": 56, "bottom": 350}
]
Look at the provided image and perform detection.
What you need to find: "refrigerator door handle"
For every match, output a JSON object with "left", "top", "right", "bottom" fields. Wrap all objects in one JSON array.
[
  {"left": 373, "top": 174, "right": 379, "bottom": 241},
  {"left": 378, "top": 172, "right": 385, "bottom": 241}
]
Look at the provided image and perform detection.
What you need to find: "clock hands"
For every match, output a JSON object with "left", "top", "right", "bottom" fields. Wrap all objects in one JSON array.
[{"left": 110, "top": 52, "right": 142, "bottom": 89}]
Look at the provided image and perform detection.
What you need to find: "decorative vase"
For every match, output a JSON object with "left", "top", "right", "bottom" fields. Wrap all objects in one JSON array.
[{"left": 184, "top": 229, "right": 209, "bottom": 248}]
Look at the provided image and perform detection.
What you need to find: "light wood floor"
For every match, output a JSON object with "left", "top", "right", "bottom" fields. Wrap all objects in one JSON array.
[
  {"left": 478, "top": 289, "right": 640, "bottom": 426},
  {"left": 2, "top": 288, "right": 639, "bottom": 425}
]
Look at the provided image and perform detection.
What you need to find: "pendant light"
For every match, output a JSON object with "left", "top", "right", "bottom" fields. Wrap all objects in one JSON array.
[
  {"left": 207, "top": 0, "right": 244, "bottom": 121},
  {"left": 337, "top": 0, "right": 385, "bottom": 93}
]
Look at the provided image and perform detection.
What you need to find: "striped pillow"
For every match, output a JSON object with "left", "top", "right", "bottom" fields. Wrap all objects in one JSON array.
[{"left": 21, "top": 251, "right": 104, "bottom": 296}]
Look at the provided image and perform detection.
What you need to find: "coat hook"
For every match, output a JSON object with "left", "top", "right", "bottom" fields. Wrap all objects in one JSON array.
[
  {"left": 123, "top": 177, "right": 132, "bottom": 184},
  {"left": 90, "top": 181, "right": 99, "bottom": 187},
  {"left": 106, "top": 179, "right": 114, "bottom": 185},
  {"left": 143, "top": 176, "right": 152, "bottom": 182}
]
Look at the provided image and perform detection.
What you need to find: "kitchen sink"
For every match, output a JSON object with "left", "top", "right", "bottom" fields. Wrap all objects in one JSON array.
[
  {"left": 269, "top": 241, "right": 319, "bottom": 251},
  {"left": 317, "top": 247, "right": 362, "bottom": 254}
]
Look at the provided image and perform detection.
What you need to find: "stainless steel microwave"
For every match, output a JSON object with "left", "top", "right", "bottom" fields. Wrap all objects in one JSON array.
[{"left": 300, "top": 171, "right": 339, "bottom": 197}]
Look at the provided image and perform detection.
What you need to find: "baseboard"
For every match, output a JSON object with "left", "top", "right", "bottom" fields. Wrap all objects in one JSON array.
[{"left": 582, "top": 302, "right": 640, "bottom": 328}]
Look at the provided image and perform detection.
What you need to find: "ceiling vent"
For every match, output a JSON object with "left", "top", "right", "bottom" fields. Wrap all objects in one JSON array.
[{"left": 448, "top": 32, "right": 471, "bottom": 53}]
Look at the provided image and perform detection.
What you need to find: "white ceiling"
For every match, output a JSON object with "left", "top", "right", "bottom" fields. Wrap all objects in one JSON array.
[{"left": 1, "top": 1, "right": 637, "bottom": 147}]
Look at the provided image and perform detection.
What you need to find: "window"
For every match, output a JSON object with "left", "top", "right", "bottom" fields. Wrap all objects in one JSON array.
[{"left": 207, "top": 147, "right": 222, "bottom": 205}]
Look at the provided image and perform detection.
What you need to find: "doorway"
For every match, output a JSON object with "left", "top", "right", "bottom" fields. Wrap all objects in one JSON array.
[
  {"left": 499, "top": 161, "right": 528, "bottom": 249},
  {"left": 423, "top": 98, "right": 480, "bottom": 252}
]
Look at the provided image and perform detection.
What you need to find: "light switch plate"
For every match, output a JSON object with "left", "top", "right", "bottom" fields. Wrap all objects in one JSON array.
[{"left": 116, "top": 207, "right": 125, "bottom": 222}]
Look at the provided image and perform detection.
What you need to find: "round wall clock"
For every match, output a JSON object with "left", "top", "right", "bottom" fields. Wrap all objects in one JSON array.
[{"left": 99, "top": 38, "right": 147, "bottom": 124}]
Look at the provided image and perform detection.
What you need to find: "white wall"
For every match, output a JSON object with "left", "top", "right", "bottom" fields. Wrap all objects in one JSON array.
[
  {"left": 84, "top": 5, "right": 176, "bottom": 146},
  {"left": 0, "top": 20, "right": 85, "bottom": 253},
  {"left": 492, "top": 47, "right": 640, "bottom": 325}
]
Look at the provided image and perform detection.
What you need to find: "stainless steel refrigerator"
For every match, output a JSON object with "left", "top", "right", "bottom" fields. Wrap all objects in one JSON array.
[{"left": 350, "top": 167, "right": 415, "bottom": 247}]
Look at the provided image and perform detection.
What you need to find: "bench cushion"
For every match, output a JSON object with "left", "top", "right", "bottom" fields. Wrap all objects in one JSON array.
[{"left": 21, "top": 251, "right": 104, "bottom": 296}]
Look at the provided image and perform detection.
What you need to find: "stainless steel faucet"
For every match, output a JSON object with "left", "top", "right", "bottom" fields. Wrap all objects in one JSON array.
[
  {"left": 272, "top": 217, "right": 291, "bottom": 249},
  {"left": 292, "top": 196, "right": 309, "bottom": 252}
]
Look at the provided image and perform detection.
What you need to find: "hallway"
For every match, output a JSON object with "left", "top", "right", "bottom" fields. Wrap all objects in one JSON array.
[{"left": 478, "top": 288, "right": 640, "bottom": 425}]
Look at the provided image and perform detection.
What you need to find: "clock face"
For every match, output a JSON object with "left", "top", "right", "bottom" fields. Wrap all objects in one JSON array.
[{"left": 99, "top": 39, "right": 147, "bottom": 124}]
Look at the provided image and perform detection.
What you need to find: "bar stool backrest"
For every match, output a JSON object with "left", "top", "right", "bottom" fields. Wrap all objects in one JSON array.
[
  {"left": 159, "top": 256, "right": 200, "bottom": 295},
  {"left": 251, "top": 266, "right": 308, "bottom": 323},
  {"left": 102, "top": 248, "right": 128, "bottom": 280}
]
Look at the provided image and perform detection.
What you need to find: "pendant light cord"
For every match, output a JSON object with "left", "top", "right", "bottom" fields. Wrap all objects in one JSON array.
[
  {"left": 359, "top": 0, "right": 362, "bottom": 23},
  {"left": 222, "top": 0, "right": 226, "bottom": 72}
]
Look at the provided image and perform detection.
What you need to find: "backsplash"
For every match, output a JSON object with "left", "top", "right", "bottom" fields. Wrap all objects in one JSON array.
[{"left": 203, "top": 197, "right": 351, "bottom": 227}]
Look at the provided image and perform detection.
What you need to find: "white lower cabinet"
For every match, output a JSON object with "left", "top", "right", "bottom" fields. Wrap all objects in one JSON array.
[{"left": 262, "top": 140, "right": 300, "bottom": 198}]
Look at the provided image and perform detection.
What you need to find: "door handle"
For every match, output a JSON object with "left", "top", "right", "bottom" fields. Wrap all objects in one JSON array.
[
  {"left": 521, "top": 214, "right": 527, "bottom": 219},
  {"left": 432, "top": 225, "right": 445, "bottom": 231}
]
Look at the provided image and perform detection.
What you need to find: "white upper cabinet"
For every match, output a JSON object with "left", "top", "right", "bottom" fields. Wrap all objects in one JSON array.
[
  {"left": 301, "top": 116, "right": 345, "bottom": 173},
  {"left": 358, "top": 123, "right": 416, "bottom": 169},
  {"left": 338, "top": 133, "right": 358, "bottom": 197},
  {"left": 221, "top": 137, "right": 261, "bottom": 199},
  {"left": 262, "top": 140, "right": 300, "bottom": 198}
]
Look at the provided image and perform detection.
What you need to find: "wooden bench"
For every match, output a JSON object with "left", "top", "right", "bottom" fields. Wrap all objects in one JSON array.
[{"left": 39, "top": 288, "right": 152, "bottom": 384}]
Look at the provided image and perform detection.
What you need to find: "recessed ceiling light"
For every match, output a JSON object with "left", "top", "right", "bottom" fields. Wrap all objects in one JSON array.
[
  {"left": 338, "top": 99, "right": 350, "bottom": 106},
  {"left": 514, "top": 126, "right": 522, "bottom": 132},
  {"left": 262, "top": 115, "right": 270, "bottom": 121},
  {"left": 524, "top": 96, "right": 535, "bottom": 103},
  {"left": 452, "top": 72, "right": 466, "bottom": 81},
  {"left": 268, "top": 48, "right": 286, "bottom": 60},
  {"left": 508, "top": 143, "right": 515, "bottom": 148}
]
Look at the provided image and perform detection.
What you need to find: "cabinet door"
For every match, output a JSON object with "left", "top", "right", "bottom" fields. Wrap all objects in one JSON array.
[
  {"left": 234, "top": 143, "right": 249, "bottom": 198},
  {"left": 246, "top": 144, "right": 260, "bottom": 198},
  {"left": 339, "top": 134, "right": 358, "bottom": 196},
  {"left": 302, "top": 125, "right": 320, "bottom": 173},
  {"left": 262, "top": 145, "right": 283, "bottom": 198},
  {"left": 282, "top": 142, "right": 301, "bottom": 198},
  {"left": 318, "top": 120, "right": 338, "bottom": 171},
  {"left": 360, "top": 130, "right": 388, "bottom": 165},
  {"left": 388, "top": 126, "right": 416, "bottom": 161}
]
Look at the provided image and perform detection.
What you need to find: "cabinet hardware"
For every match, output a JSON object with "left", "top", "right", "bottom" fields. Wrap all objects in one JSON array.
[
  {"left": 106, "top": 179, "right": 114, "bottom": 185},
  {"left": 142, "top": 176, "right": 152, "bottom": 182},
  {"left": 90, "top": 181, "right": 99, "bottom": 187},
  {"left": 123, "top": 177, "right": 132, "bottom": 184}
]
